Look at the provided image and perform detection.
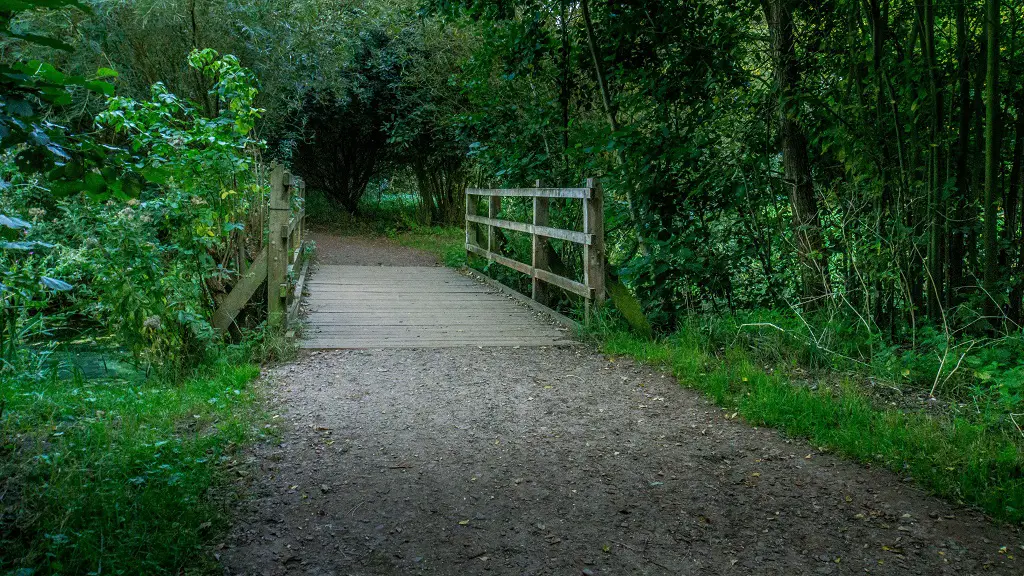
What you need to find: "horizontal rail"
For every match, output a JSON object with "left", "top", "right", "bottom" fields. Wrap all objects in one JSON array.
[
  {"left": 534, "top": 268, "right": 590, "bottom": 298},
  {"left": 466, "top": 187, "right": 591, "bottom": 199},
  {"left": 466, "top": 243, "right": 533, "bottom": 276},
  {"left": 287, "top": 209, "right": 305, "bottom": 236},
  {"left": 465, "top": 243, "right": 589, "bottom": 298},
  {"left": 465, "top": 214, "right": 592, "bottom": 245}
]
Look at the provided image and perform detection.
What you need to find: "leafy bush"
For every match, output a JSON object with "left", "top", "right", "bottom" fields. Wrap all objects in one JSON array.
[{"left": 2, "top": 48, "right": 266, "bottom": 375}]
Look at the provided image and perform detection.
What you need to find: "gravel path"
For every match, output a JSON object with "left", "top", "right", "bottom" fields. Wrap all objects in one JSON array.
[{"left": 220, "top": 236, "right": 1021, "bottom": 576}]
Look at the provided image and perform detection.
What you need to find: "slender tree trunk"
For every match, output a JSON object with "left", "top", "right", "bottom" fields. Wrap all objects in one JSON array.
[
  {"left": 869, "top": 0, "right": 894, "bottom": 330},
  {"left": 763, "top": 0, "right": 830, "bottom": 308},
  {"left": 948, "top": 0, "right": 972, "bottom": 306},
  {"left": 1007, "top": 93, "right": 1024, "bottom": 321},
  {"left": 982, "top": 0, "right": 1001, "bottom": 324},
  {"left": 580, "top": 0, "right": 645, "bottom": 255},
  {"left": 918, "top": 0, "right": 946, "bottom": 318},
  {"left": 558, "top": 0, "right": 571, "bottom": 160}
]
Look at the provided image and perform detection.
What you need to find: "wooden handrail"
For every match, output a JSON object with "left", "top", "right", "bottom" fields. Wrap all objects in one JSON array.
[
  {"left": 465, "top": 179, "right": 605, "bottom": 321},
  {"left": 466, "top": 187, "right": 591, "bottom": 199},
  {"left": 464, "top": 214, "right": 593, "bottom": 245}
]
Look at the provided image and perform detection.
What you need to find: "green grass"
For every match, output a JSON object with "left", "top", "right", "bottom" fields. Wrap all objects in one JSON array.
[
  {"left": 593, "top": 326, "right": 1024, "bottom": 524},
  {"left": 0, "top": 360, "right": 266, "bottom": 575},
  {"left": 388, "top": 225, "right": 466, "bottom": 268}
]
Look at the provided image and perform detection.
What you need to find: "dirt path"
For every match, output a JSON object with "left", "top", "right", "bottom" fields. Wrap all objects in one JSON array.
[
  {"left": 309, "top": 231, "right": 440, "bottom": 267},
  {"left": 221, "top": 236, "right": 1021, "bottom": 576}
]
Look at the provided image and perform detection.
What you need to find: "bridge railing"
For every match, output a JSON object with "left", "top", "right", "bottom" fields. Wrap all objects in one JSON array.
[
  {"left": 465, "top": 178, "right": 605, "bottom": 320},
  {"left": 213, "top": 163, "right": 309, "bottom": 335}
]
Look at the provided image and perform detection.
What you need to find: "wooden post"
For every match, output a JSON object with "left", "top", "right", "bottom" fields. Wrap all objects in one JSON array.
[
  {"left": 532, "top": 180, "right": 550, "bottom": 304},
  {"left": 488, "top": 195, "right": 501, "bottom": 254},
  {"left": 268, "top": 164, "right": 291, "bottom": 329},
  {"left": 295, "top": 178, "right": 305, "bottom": 251},
  {"left": 465, "top": 189, "right": 479, "bottom": 263},
  {"left": 583, "top": 177, "right": 606, "bottom": 322}
]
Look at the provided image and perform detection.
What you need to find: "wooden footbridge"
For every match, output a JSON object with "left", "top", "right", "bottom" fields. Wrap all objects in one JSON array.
[{"left": 214, "top": 168, "right": 605, "bottom": 349}]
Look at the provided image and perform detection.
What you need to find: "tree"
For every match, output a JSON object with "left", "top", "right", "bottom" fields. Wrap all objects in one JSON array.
[
  {"left": 763, "top": 0, "right": 829, "bottom": 308},
  {"left": 982, "top": 0, "right": 1000, "bottom": 323}
]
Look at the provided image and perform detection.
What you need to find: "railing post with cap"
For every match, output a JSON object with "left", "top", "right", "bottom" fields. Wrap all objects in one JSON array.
[
  {"left": 532, "top": 179, "right": 550, "bottom": 305},
  {"left": 583, "top": 177, "right": 606, "bottom": 321},
  {"left": 268, "top": 164, "right": 291, "bottom": 328}
]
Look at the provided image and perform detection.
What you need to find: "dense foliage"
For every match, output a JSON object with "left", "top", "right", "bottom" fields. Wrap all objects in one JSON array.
[
  {"left": 2, "top": 3, "right": 279, "bottom": 572},
  {"left": 4, "top": 0, "right": 1024, "bottom": 568}
]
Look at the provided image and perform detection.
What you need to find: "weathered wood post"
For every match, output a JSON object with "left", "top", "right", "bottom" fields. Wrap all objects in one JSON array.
[
  {"left": 532, "top": 180, "right": 550, "bottom": 305},
  {"left": 583, "top": 177, "right": 606, "bottom": 322},
  {"left": 488, "top": 194, "right": 501, "bottom": 253},
  {"left": 268, "top": 164, "right": 291, "bottom": 329},
  {"left": 294, "top": 177, "right": 305, "bottom": 253},
  {"left": 465, "top": 189, "right": 480, "bottom": 264}
]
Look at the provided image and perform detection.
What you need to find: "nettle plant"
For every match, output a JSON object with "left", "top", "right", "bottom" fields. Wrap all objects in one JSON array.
[
  {"left": 0, "top": 214, "right": 71, "bottom": 373},
  {"left": 87, "top": 49, "right": 266, "bottom": 372}
]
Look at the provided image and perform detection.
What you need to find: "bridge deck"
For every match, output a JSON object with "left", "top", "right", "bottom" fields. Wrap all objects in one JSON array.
[{"left": 300, "top": 265, "right": 573, "bottom": 348}]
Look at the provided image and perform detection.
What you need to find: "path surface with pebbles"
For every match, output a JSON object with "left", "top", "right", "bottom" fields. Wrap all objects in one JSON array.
[{"left": 220, "top": 235, "right": 1021, "bottom": 576}]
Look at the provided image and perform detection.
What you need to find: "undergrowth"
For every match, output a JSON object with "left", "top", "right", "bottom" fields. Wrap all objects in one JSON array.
[
  {"left": 0, "top": 349, "right": 269, "bottom": 575},
  {"left": 587, "top": 322, "right": 1024, "bottom": 524}
]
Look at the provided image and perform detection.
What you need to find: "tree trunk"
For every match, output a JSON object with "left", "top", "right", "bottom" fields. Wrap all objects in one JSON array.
[
  {"left": 558, "top": 0, "right": 572, "bottom": 162},
  {"left": 763, "top": 0, "right": 830, "bottom": 309},
  {"left": 918, "top": 0, "right": 946, "bottom": 318},
  {"left": 1007, "top": 92, "right": 1024, "bottom": 321},
  {"left": 948, "top": 0, "right": 972, "bottom": 306},
  {"left": 580, "top": 0, "right": 644, "bottom": 254},
  {"left": 982, "top": 0, "right": 1001, "bottom": 324}
]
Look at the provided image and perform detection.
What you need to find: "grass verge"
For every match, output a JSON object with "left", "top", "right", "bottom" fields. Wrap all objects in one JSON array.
[
  {"left": 593, "top": 326, "right": 1024, "bottom": 524},
  {"left": 307, "top": 188, "right": 466, "bottom": 268},
  {"left": 388, "top": 226, "right": 465, "bottom": 268},
  {"left": 0, "top": 360, "right": 266, "bottom": 574}
]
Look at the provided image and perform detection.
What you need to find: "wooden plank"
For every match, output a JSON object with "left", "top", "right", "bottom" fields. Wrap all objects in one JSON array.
[
  {"left": 287, "top": 208, "right": 305, "bottom": 236},
  {"left": 465, "top": 214, "right": 592, "bottom": 245},
  {"left": 305, "top": 293, "right": 518, "bottom": 300},
  {"left": 305, "top": 327, "right": 567, "bottom": 336},
  {"left": 465, "top": 243, "right": 533, "bottom": 276},
  {"left": 212, "top": 247, "right": 269, "bottom": 331},
  {"left": 305, "top": 304, "right": 522, "bottom": 310},
  {"left": 466, "top": 187, "right": 591, "bottom": 199},
  {"left": 487, "top": 195, "right": 501, "bottom": 254},
  {"left": 287, "top": 252, "right": 310, "bottom": 325},
  {"left": 466, "top": 190, "right": 481, "bottom": 261},
  {"left": 297, "top": 262, "right": 577, "bottom": 349},
  {"left": 300, "top": 339, "right": 574, "bottom": 349},
  {"left": 307, "top": 319, "right": 549, "bottom": 327},
  {"left": 304, "top": 313, "right": 539, "bottom": 320},
  {"left": 305, "top": 289, "right": 489, "bottom": 293}
]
